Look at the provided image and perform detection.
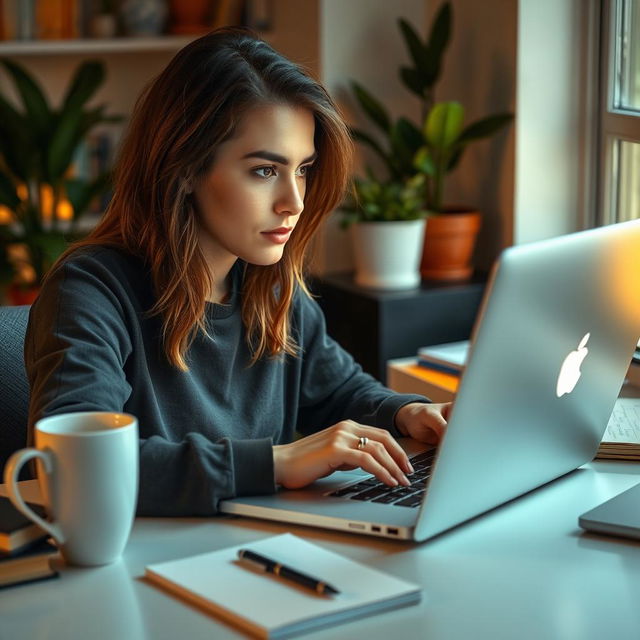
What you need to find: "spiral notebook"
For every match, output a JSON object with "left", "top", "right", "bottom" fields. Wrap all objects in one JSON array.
[{"left": 145, "top": 533, "right": 421, "bottom": 639}]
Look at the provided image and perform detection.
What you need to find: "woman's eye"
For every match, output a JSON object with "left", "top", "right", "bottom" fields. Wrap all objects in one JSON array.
[
  {"left": 255, "top": 166, "right": 277, "bottom": 178},
  {"left": 296, "top": 165, "right": 313, "bottom": 177}
]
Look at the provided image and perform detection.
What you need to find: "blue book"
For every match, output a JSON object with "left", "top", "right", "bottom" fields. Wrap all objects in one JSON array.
[{"left": 417, "top": 340, "right": 469, "bottom": 376}]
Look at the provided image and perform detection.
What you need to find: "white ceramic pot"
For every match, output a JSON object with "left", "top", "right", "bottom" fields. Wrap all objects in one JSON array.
[{"left": 351, "top": 219, "right": 426, "bottom": 289}]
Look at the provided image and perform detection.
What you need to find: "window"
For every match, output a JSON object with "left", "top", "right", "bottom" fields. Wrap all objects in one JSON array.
[{"left": 599, "top": 0, "right": 640, "bottom": 224}]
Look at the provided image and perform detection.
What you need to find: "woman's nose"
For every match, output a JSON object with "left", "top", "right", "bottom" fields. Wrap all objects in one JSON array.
[{"left": 275, "top": 176, "right": 304, "bottom": 216}]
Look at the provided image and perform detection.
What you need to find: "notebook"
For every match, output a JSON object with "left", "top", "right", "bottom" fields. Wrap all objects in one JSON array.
[
  {"left": 220, "top": 220, "right": 640, "bottom": 542},
  {"left": 145, "top": 533, "right": 421, "bottom": 639}
]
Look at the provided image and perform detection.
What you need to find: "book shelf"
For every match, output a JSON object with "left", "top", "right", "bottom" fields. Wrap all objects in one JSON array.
[{"left": 0, "top": 35, "right": 197, "bottom": 56}]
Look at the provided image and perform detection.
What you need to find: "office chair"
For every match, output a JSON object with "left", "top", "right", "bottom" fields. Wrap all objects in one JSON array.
[{"left": 0, "top": 305, "right": 31, "bottom": 479}]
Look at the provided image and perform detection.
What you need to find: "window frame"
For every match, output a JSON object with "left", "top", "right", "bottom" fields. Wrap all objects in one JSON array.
[{"left": 598, "top": 0, "right": 640, "bottom": 225}]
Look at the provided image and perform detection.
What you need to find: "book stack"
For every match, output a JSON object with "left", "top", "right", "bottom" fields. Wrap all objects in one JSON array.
[
  {"left": 417, "top": 340, "right": 469, "bottom": 375},
  {"left": 387, "top": 341, "right": 469, "bottom": 403},
  {"left": 596, "top": 397, "right": 640, "bottom": 461},
  {"left": 0, "top": 496, "right": 58, "bottom": 589}
]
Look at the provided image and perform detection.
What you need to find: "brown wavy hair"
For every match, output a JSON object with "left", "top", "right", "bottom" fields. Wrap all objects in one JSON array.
[{"left": 59, "top": 28, "right": 353, "bottom": 370}]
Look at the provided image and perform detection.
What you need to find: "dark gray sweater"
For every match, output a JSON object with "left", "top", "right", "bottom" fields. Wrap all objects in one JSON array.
[{"left": 25, "top": 247, "right": 428, "bottom": 516}]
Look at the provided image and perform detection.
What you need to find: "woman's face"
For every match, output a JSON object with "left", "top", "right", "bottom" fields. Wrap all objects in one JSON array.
[{"left": 193, "top": 103, "right": 316, "bottom": 278}]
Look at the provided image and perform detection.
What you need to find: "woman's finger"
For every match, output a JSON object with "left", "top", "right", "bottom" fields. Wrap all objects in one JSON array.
[
  {"left": 338, "top": 448, "right": 401, "bottom": 487},
  {"left": 346, "top": 422, "right": 413, "bottom": 475},
  {"left": 355, "top": 437, "right": 410, "bottom": 486}
]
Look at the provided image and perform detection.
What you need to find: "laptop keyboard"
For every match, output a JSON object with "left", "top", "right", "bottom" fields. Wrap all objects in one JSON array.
[{"left": 325, "top": 449, "right": 436, "bottom": 508}]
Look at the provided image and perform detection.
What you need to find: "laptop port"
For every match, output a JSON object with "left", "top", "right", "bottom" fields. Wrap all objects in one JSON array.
[
  {"left": 348, "top": 522, "right": 366, "bottom": 530},
  {"left": 386, "top": 527, "right": 399, "bottom": 536},
  {"left": 371, "top": 525, "right": 381, "bottom": 532}
]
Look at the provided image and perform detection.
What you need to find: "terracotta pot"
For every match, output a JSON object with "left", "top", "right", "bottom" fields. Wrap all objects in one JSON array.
[
  {"left": 7, "top": 283, "right": 40, "bottom": 306},
  {"left": 420, "top": 208, "right": 481, "bottom": 281}
]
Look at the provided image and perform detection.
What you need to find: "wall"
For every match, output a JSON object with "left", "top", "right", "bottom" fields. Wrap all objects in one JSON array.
[
  {"left": 515, "top": 0, "right": 586, "bottom": 244},
  {"left": 432, "top": 0, "right": 589, "bottom": 267},
  {"left": 310, "top": 0, "right": 427, "bottom": 275},
  {"left": 426, "top": 0, "right": 517, "bottom": 271}
]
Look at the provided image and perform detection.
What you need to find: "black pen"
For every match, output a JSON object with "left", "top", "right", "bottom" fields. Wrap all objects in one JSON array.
[{"left": 237, "top": 548, "right": 340, "bottom": 596}]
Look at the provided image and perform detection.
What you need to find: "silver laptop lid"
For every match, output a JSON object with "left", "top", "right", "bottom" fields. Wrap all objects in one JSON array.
[{"left": 416, "top": 219, "right": 640, "bottom": 541}]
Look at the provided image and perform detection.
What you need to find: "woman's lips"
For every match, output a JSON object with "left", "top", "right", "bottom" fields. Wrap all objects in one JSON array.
[{"left": 261, "top": 227, "right": 293, "bottom": 244}]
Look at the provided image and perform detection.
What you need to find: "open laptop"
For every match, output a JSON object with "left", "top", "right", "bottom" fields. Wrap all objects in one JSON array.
[
  {"left": 220, "top": 220, "right": 640, "bottom": 542},
  {"left": 579, "top": 482, "right": 640, "bottom": 540}
]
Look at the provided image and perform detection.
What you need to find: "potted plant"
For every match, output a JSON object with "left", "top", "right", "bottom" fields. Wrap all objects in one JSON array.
[
  {"left": 413, "top": 100, "right": 512, "bottom": 279},
  {"left": 341, "top": 174, "right": 427, "bottom": 289},
  {"left": 0, "top": 58, "right": 121, "bottom": 304},
  {"left": 349, "top": 3, "right": 513, "bottom": 281}
]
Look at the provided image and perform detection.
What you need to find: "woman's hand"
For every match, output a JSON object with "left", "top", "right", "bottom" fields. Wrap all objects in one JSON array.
[
  {"left": 394, "top": 402, "right": 452, "bottom": 445},
  {"left": 272, "top": 421, "right": 414, "bottom": 490}
]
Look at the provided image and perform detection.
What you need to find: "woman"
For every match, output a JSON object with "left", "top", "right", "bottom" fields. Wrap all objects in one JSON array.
[{"left": 26, "top": 28, "right": 450, "bottom": 516}]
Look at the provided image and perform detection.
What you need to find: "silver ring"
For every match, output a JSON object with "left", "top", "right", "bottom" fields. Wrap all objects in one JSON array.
[{"left": 357, "top": 436, "right": 368, "bottom": 450}]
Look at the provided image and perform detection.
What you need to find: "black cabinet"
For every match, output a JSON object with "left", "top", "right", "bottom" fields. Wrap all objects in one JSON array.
[{"left": 311, "top": 272, "right": 486, "bottom": 383}]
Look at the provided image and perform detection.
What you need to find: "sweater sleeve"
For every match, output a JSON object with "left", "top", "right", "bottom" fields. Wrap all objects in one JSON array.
[
  {"left": 25, "top": 252, "right": 275, "bottom": 517},
  {"left": 294, "top": 291, "right": 430, "bottom": 437}
]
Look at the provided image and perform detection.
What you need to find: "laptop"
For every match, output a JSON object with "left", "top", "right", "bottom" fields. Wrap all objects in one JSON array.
[
  {"left": 220, "top": 220, "right": 640, "bottom": 542},
  {"left": 579, "top": 482, "right": 640, "bottom": 540}
]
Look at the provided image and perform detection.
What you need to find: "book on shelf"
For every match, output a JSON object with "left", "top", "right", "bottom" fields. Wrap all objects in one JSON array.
[
  {"left": 0, "top": 495, "right": 48, "bottom": 555},
  {"left": 596, "top": 397, "right": 640, "bottom": 461},
  {"left": 0, "top": 538, "right": 59, "bottom": 590},
  {"left": 417, "top": 340, "right": 469, "bottom": 375},
  {"left": 145, "top": 533, "right": 422, "bottom": 639}
]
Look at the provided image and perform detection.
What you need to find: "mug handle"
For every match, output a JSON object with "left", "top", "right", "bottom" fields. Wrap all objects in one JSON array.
[{"left": 4, "top": 448, "right": 65, "bottom": 544}]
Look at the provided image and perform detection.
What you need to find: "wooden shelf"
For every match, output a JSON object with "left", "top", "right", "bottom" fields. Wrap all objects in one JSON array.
[{"left": 0, "top": 36, "right": 199, "bottom": 56}]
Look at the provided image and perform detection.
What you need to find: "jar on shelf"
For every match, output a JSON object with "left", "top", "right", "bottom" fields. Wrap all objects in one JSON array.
[{"left": 120, "top": 0, "right": 168, "bottom": 36}]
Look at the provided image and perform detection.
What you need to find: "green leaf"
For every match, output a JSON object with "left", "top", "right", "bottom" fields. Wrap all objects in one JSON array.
[
  {"left": 414, "top": 147, "right": 436, "bottom": 175},
  {"left": 446, "top": 146, "right": 464, "bottom": 172},
  {"left": 0, "top": 172, "right": 20, "bottom": 209},
  {"left": 399, "top": 67, "right": 424, "bottom": 98},
  {"left": 351, "top": 81, "right": 391, "bottom": 134},
  {"left": 390, "top": 117, "right": 424, "bottom": 176},
  {"left": 0, "top": 246, "right": 15, "bottom": 284},
  {"left": 425, "top": 101, "right": 465, "bottom": 150},
  {"left": 457, "top": 113, "right": 513, "bottom": 144},
  {"left": 1, "top": 59, "right": 51, "bottom": 135},
  {"left": 62, "top": 61, "right": 105, "bottom": 113},
  {"left": 47, "top": 105, "right": 83, "bottom": 182},
  {"left": 0, "top": 94, "right": 36, "bottom": 180},
  {"left": 394, "top": 117, "right": 424, "bottom": 152},
  {"left": 398, "top": 18, "right": 428, "bottom": 74},
  {"left": 427, "top": 2, "right": 452, "bottom": 64}
]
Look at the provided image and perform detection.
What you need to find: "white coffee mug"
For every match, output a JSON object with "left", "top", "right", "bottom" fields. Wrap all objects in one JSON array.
[{"left": 4, "top": 412, "right": 138, "bottom": 566}]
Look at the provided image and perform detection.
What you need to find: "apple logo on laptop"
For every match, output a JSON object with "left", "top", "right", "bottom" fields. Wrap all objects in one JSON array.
[{"left": 556, "top": 333, "right": 590, "bottom": 398}]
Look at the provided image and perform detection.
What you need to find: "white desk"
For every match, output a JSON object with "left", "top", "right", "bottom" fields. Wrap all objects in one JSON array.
[{"left": 2, "top": 461, "right": 640, "bottom": 640}]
